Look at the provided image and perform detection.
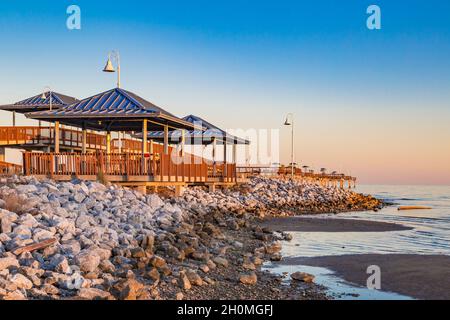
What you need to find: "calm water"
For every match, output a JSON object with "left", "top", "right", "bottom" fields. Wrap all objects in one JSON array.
[{"left": 264, "top": 185, "right": 450, "bottom": 299}]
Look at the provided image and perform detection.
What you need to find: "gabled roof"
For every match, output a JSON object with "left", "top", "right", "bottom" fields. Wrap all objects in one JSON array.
[
  {"left": 0, "top": 91, "right": 78, "bottom": 113},
  {"left": 137, "top": 114, "right": 250, "bottom": 145},
  {"left": 27, "top": 88, "right": 199, "bottom": 132}
]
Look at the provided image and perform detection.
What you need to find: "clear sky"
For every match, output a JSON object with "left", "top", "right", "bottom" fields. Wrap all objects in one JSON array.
[{"left": 0, "top": 0, "right": 449, "bottom": 185}]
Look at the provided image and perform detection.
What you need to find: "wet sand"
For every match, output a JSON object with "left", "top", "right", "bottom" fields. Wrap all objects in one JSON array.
[
  {"left": 278, "top": 254, "right": 450, "bottom": 300},
  {"left": 260, "top": 216, "right": 412, "bottom": 232}
]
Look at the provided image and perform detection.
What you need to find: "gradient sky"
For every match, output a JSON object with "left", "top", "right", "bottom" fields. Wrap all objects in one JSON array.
[{"left": 0, "top": 0, "right": 449, "bottom": 184}]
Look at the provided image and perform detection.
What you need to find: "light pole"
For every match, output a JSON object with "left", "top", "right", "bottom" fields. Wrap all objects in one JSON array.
[
  {"left": 41, "top": 86, "right": 53, "bottom": 110},
  {"left": 103, "top": 50, "right": 121, "bottom": 88},
  {"left": 103, "top": 51, "right": 122, "bottom": 152},
  {"left": 41, "top": 86, "right": 53, "bottom": 129},
  {"left": 284, "top": 113, "right": 294, "bottom": 179}
]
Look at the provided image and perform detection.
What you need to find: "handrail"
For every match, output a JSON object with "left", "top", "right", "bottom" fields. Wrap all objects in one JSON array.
[
  {"left": 0, "top": 160, "right": 22, "bottom": 175},
  {"left": 22, "top": 152, "right": 236, "bottom": 183},
  {"left": 0, "top": 126, "right": 106, "bottom": 150}
]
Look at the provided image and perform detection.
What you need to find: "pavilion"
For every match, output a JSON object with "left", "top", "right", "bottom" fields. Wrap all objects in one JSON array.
[
  {"left": 0, "top": 91, "right": 78, "bottom": 126},
  {"left": 26, "top": 88, "right": 199, "bottom": 153},
  {"left": 24, "top": 88, "right": 236, "bottom": 192},
  {"left": 136, "top": 114, "right": 250, "bottom": 170},
  {"left": 0, "top": 91, "right": 85, "bottom": 157}
]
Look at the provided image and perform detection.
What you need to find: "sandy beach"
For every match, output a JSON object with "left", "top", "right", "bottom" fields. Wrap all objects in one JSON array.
[
  {"left": 265, "top": 215, "right": 450, "bottom": 300},
  {"left": 278, "top": 254, "right": 450, "bottom": 300}
]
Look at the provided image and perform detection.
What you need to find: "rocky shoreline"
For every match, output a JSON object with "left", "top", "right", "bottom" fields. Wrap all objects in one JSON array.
[{"left": 0, "top": 176, "right": 381, "bottom": 300}]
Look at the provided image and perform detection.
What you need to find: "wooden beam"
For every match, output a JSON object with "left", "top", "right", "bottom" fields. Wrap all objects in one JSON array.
[{"left": 12, "top": 238, "right": 57, "bottom": 256}]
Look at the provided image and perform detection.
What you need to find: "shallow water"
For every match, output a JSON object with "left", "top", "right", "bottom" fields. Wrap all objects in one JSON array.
[{"left": 264, "top": 185, "right": 450, "bottom": 299}]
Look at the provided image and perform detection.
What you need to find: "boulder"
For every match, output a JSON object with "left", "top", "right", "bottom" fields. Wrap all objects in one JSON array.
[
  {"left": 75, "top": 249, "right": 101, "bottom": 273},
  {"left": 114, "top": 278, "right": 145, "bottom": 300},
  {"left": 239, "top": 272, "right": 257, "bottom": 285},
  {"left": 185, "top": 270, "right": 203, "bottom": 286},
  {"left": 10, "top": 273, "right": 33, "bottom": 290},
  {"left": 0, "top": 257, "right": 19, "bottom": 271},
  {"left": 212, "top": 257, "right": 229, "bottom": 268},
  {"left": 290, "top": 272, "right": 315, "bottom": 283},
  {"left": 179, "top": 272, "right": 191, "bottom": 290},
  {"left": 78, "top": 288, "right": 112, "bottom": 300}
]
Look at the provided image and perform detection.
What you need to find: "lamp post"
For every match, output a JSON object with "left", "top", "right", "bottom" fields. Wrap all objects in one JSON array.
[
  {"left": 41, "top": 86, "right": 53, "bottom": 111},
  {"left": 103, "top": 50, "right": 121, "bottom": 89},
  {"left": 284, "top": 113, "right": 294, "bottom": 179},
  {"left": 103, "top": 51, "right": 122, "bottom": 152},
  {"left": 41, "top": 86, "right": 53, "bottom": 129}
]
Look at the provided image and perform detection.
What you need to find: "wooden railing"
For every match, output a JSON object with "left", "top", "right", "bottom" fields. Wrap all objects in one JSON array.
[
  {"left": 22, "top": 152, "right": 236, "bottom": 183},
  {"left": 0, "top": 126, "right": 106, "bottom": 150},
  {"left": 0, "top": 161, "right": 22, "bottom": 175}
]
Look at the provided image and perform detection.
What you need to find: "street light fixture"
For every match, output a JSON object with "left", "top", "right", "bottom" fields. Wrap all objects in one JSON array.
[
  {"left": 103, "top": 50, "right": 121, "bottom": 88},
  {"left": 284, "top": 113, "right": 294, "bottom": 179},
  {"left": 41, "top": 86, "right": 53, "bottom": 111},
  {"left": 103, "top": 51, "right": 122, "bottom": 152},
  {"left": 40, "top": 86, "right": 53, "bottom": 128}
]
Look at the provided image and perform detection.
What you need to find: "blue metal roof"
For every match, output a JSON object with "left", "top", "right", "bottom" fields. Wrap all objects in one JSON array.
[
  {"left": 140, "top": 114, "right": 250, "bottom": 145},
  {"left": 27, "top": 88, "right": 199, "bottom": 132},
  {"left": 0, "top": 91, "right": 78, "bottom": 113}
]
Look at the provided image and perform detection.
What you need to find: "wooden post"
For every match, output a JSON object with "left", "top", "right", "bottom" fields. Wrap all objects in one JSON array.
[
  {"left": 175, "top": 185, "right": 185, "bottom": 197},
  {"left": 212, "top": 137, "right": 217, "bottom": 177},
  {"left": 142, "top": 119, "right": 148, "bottom": 174},
  {"left": 118, "top": 131, "right": 122, "bottom": 153},
  {"left": 142, "top": 120, "right": 148, "bottom": 153},
  {"left": 164, "top": 124, "right": 169, "bottom": 155},
  {"left": 223, "top": 141, "right": 227, "bottom": 180},
  {"left": 181, "top": 129, "right": 185, "bottom": 156},
  {"left": 82, "top": 126, "right": 87, "bottom": 154},
  {"left": 54, "top": 121, "right": 60, "bottom": 153},
  {"left": 106, "top": 131, "right": 111, "bottom": 154}
]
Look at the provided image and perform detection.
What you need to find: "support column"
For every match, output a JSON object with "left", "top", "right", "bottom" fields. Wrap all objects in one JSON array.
[
  {"left": 54, "top": 121, "right": 60, "bottom": 153},
  {"left": 142, "top": 120, "right": 148, "bottom": 154},
  {"left": 163, "top": 124, "right": 169, "bottom": 155},
  {"left": 232, "top": 144, "right": 237, "bottom": 164},
  {"left": 142, "top": 120, "right": 148, "bottom": 174},
  {"left": 175, "top": 185, "right": 186, "bottom": 197},
  {"left": 106, "top": 131, "right": 111, "bottom": 154},
  {"left": 223, "top": 141, "right": 228, "bottom": 180},
  {"left": 82, "top": 125, "right": 87, "bottom": 154},
  {"left": 12, "top": 111, "right": 16, "bottom": 127},
  {"left": 212, "top": 137, "right": 217, "bottom": 177},
  {"left": 181, "top": 129, "right": 185, "bottom": 156},
  {"left": 118, "top": 131, "right": 122, "bottom": 153}
]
